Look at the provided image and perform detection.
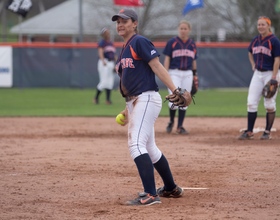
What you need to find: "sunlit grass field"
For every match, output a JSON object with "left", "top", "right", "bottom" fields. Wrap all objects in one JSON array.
[{"left": 0, "top": 88, "right": 278, "bottom": 117}]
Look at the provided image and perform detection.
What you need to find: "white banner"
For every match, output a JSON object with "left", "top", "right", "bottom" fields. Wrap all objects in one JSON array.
[{"left": 0, "top": 46, "right": 13, "bottom": 87}]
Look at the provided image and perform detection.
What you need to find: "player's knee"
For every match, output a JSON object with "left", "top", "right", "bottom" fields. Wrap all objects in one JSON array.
[
  {"left": 148, "top": 148, "right": 162, "bottom": 163},
  {"left": 247, "top": 104, "right": 258, "bottom": 112},
  {"left": 129, "top": 144, "right": 147, "bottom": 160},
  {"left": 264, "top": 99, "right": 276, "bottom": 111},
  {"left": 264, "top": 103, "right": 276, "bottom": 112},
  {"left": 266, "top": 108, "right": 276, "bottom": 113}
]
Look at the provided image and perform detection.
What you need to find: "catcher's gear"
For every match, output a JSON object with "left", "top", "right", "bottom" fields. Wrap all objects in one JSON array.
[
  {"left": 262, "top": 79, "right": 278, "bottom": 98},
  {"left": 165, "top": 87, "right": 192, "bottom": 108},
  {"left": 191, "top": 75, "right": 199, "bottom": 96}
]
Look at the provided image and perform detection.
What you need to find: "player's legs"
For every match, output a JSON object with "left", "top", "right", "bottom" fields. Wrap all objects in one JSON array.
[
  {"left": 95, "top": 60, "right": 107, "bottom": 103},
  {"left": 177, "top": 70, "right": 192, "bottom": 134},
  {"left": 166, "top": 69, "right": 185, "bottom": 133},
  {"left": 143, "top": 107, "right": 177, "bottom": 191},
  {"left": 104, "top": 61, "right": 115, "bottom": 104},
  {"left": 127, "top": 91, "right": 162, "bottom": 157},
  {"left": 94, "top": 89, "right": 101, "bottom": 104},
  {"left": 263, "top": 71, "right": 278, "bottom": 113},
  {"left": 97, "top": 59, "right": 108, "bottom": 91},
  {"left": 146, "top": 127, "right": 161, "bottom": 163},
  {"left": 166, "top": 109, "right": 176, "bottom": 133},
  {"left": 105, "top": 89, "right": 112, "bottom": 104},
  {"left": 239, "top": 71, "right": 263, "bottom": 139},
  {"left": 126, "top": 91, "right": 162, "bottom": 196},
  {"left": 262, "top": 71, "right": 279, "bottom": 138},
  {"left": 246, "top": 71, "right": 263, "bottom": 131},
  {"left": 96, "top": 60, "right": 115, "bottom": 104},
  {"left": 166, "top": 70, "right": 180, "bottom": 133},
  {"left": 105, "top": 61, "right": 115, "bottom": 90},
  {"left": 145, "top": 127, "right": 179, "bottom": 192}
]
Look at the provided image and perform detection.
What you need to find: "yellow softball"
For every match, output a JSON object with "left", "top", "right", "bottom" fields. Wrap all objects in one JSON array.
[{"left": 116, "top": 114, "right": 125, "bottom": 125}]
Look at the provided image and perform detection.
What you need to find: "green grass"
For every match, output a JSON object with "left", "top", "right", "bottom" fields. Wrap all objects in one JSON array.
[{"left": 0, "top": 88, "right": 278, "bottom": 117}]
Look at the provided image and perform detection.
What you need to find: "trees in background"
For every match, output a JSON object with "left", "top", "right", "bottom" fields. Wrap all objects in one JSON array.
[
  {"left": 129, "top": 0, "right": 280, "bottom": 42},
  {"left": 2, "top": 0, "right": 280, "bottom": 42}
]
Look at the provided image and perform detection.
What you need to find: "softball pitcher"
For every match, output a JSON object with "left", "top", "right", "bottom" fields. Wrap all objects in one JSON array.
[
  {"left": 94, "top": 28, "right": 116, "bottom": 105},
  {"left": 238, "top": 16, "right": 280, "bottom": 140},
  {"left": 112, "top": 8, "right": 184, "bottom": 206},
  {"left": 163, "top": 20, "right": 198, "bottom": 135}
]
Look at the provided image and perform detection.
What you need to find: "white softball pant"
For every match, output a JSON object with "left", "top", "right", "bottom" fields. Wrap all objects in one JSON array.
[
  {"left": 167, "top": 69, "right": 193, "bottom": 110},
  {"left": 97, "top": 59, "right": 115, "bottom": 90},
  {"left": 247, "top": 70, "right": 280, "bottom": 112},
  {"left": 126, "top": 91, "right": 162, "bottom": 163}
]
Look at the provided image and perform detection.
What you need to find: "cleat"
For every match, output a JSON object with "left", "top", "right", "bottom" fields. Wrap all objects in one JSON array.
[
  {"left": 260, "top": 131, "right": 271, "bottom": 140},
  {"left": 157, "top": 185, "right": 184, "bottom": 198},
  {"left": 125, "top": 193, "right": 161, "bottom": 206},
  {"left": 238, "top": 131, "right": 254, "bottom": 140},
  {"left": 166, "top": 122, "right": 174, "bottom": 133},
  {"left": 176, "top": 127, "right": 189, "bottom": 135}
]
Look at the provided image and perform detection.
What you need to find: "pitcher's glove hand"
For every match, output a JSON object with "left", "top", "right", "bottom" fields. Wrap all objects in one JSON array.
[
  {"left": 165, "top": 87, "right": 192, "bottom": 108},
  {"left": 262, "top": 79, "right": 278, "bottom": 98}
]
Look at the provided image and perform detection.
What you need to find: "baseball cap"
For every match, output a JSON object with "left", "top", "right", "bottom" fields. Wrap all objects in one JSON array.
[{"left": 112, "top": 9, "right": 138, "bottom": 21}]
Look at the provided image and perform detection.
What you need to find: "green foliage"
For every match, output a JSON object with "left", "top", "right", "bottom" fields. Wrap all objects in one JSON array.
[{"left": 0, "top": 88, "right": 278, "bottom": 117}]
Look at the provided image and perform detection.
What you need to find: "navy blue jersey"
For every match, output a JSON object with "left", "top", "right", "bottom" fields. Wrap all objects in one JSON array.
[
  {"left": 163, "top": 36, "right": 197, "bottom": 70},
  {"left": 248, "top": 34, "right": 280, "bottom": 71},
  {"left": 115, "top": 34, "right": 159, "bottom": 97},
  {"left": 98, "top": 39, "right": 116, "bottom": 61}
]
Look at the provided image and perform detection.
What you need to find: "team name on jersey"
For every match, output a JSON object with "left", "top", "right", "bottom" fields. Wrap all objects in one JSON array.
[
  {"left": 252, "top": 46, "right": 271, "bottom": 56},
  {"left": 172, "top": 49, "right": 195, "bottom": 59},
  {"left": 120, "top": 58, "right": 135, "bottom": 69}
]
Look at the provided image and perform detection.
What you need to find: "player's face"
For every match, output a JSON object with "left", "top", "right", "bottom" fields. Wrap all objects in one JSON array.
[
  {"left": 178, "top": 23, "right": 190, "bottom": 40},
  {"left": 257, "top": 19, "right": 270, "bottom": 36},
  {"left": 116, "top": 18, "right": 137, "bottom": 39}
]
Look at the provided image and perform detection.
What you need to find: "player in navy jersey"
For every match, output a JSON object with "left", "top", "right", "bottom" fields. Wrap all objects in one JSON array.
[
  {"left": 112, "top": 8, "right": 184, "bottom": 206},
  {"left": 163, "top": 20, "right": 198, "bottom": 135},
  {"left": 94, "top": 28, "right": 116, "bottom": 105},
  {"left": 238, "top": 16, "right": 280, "bottom": 140}
]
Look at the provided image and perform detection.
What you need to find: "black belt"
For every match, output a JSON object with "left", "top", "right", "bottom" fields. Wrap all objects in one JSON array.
[
  {"left": 178, "top": 68, "right": 190, "bottom": 71},
  {"left": 257, "top": 68, "right": 269, "bottom": 72}
]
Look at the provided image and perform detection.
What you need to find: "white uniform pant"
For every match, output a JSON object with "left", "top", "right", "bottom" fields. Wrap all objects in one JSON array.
[
  {"left": 247, "top": 70, "right": 280, "bottom": 112},
  {"left": 167, "top": 69, "right": 193, "bottom": 110},
  {"left": 126, "top": 91, "right": 162, "bottom": 163},
  {"left": 97, "top": 59, "right": 115, "bottom": 90}
]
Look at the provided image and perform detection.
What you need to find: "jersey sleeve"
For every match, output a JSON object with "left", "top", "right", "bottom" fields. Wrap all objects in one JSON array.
[
  {"left": 248, "top": 42, "right": 253, "bottom": 53},
  {"left": 135, "top": 37, "right": 160, "bottom": 63},
  {"left": 191, "top": 39, "right": 198, "bottom": 60},
  {"left": 272, "top": 37, "right": 280, "bottom": 57},
  {"left": 98, "top": 39, "right": 104, "bottom": 48},
  {"left": 162, "top": 38, "right": 174, "bottom": 57}
]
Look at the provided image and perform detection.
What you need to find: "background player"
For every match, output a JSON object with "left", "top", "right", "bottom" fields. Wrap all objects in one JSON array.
[
  {"left": 238, "top": 16, "right": 280, "bottom": 140},
  {"left": 112, "top": 8, "right": 184, "bottom": 206},
  {"left": 163, "top": 20, "right": 198, "bottom": 135},
  {"left": 94, "top": 28, "right": 116, "bottom": 105}
]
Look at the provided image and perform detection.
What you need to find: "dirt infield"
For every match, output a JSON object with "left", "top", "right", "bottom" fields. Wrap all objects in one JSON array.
[{"left": 0, "top": 117, "right": 279, "bottom": 220}]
